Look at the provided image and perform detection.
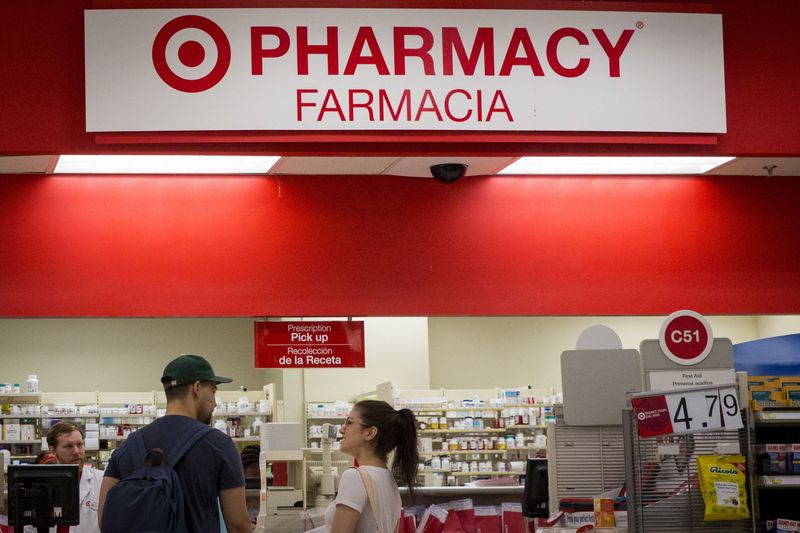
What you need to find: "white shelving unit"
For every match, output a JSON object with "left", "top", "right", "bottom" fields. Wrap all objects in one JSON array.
[
  {"left": 304, "top": 401, "right": 350, "bottom": 447},
  {"left": 758, "top": 475, "right": 800, "bottom": 489},
  {"left": 753, "top": 408, "right": 800, "bottom": 525},
  {"left": 394, "top": 387, "right": 556, "bottom": 487},
  {"left": 1, "top": 385, "right": 276, "bottom": 469}
]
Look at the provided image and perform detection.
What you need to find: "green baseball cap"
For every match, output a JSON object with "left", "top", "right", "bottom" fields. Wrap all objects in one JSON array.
[{"left": 161, "top": 354, "right": 233, "bottom": 389}]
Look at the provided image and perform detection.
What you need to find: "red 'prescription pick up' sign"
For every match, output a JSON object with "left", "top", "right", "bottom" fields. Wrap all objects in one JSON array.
[{"left": 254, "top": 321, "right": 365, "bottom": 368}]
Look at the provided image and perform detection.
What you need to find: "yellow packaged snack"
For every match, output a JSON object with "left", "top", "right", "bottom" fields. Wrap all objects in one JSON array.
[{"left": 696, "top": 455, "right": 750, "bottom": 521}]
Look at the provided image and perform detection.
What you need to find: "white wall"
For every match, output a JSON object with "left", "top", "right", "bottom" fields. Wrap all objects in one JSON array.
[
  {"left": 756, "top": 315, "right": 800, "bottom": 338},
  {"left": 303, "top": 317, "right": 429, "bottom": 402},
  {"left": 0, "top": 318, "right": 279, "bottom": 393},
  {"left": 427, "top": 315, "right": 760, "bottom": 390},
  {"left": 2, "top": 314, "right": 795, "bottom": 421}
]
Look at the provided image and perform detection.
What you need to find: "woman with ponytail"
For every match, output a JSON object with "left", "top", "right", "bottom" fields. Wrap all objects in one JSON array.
[{"left": 321, "top": 400, "right": 419, "bottom": 532}]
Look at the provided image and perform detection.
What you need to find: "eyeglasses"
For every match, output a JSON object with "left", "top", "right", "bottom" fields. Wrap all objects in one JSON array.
[{"left": 344, "top": 417, "right": 370, "bottom": 428}]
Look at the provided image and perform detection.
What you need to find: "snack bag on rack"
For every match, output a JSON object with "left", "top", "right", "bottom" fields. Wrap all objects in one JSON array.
[
  {"left": 447, "top": 499, "right": 476, "bottom": 532},
  {"left": 417, "top": 504, "right": 449, "bottom": 533},
  {"left": 443, "top": 511, "right": 468, "bottom": 533},
  {"left": 696, "top": 454, "right": 750, "bottom": 521},
  {"left": 501, "top": 502, "right": 525, "bottom": 533},
  {"left": 474, "top": 506, "right": 501, "bottom": 533},
  {"left": 398, "top": 508, "right": 418, "bottom": 533}
]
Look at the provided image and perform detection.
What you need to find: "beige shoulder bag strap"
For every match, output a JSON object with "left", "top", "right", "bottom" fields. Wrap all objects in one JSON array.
[{"left": 356, "top": 467, "right": 400, "bottom": 533}]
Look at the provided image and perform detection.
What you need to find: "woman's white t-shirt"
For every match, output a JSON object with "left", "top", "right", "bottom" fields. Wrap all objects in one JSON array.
[{"left": 323, "top": 466, "right": 401, "bottom": 533}]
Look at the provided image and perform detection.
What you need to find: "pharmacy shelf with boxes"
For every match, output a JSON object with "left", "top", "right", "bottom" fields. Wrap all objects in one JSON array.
[
  {"left": 305, "top": 401, "right": 351, "bottom": 449},
  {"left": 393, "top": 386, "right": 560, "bottom": 487},
  {"left": 748, "top": 375, "right": 800, "bottom": 528},
  {"left": 1, "top": 385, "right": 275, "bottom": 468}
]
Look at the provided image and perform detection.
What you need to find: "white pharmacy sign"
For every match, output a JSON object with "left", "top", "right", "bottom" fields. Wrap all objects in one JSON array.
[
  {"left": 84, "top": 9, "right": 726, "bottom": 133},
  {"left": 649, "top": 368, "right": 736, "bottom": 391}
]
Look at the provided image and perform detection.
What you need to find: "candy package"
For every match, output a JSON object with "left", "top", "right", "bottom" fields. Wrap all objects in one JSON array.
[{"left": 696, "top": 454, "right": 750, "bottom": 521}]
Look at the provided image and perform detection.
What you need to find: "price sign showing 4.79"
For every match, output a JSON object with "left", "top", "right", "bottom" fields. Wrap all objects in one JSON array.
[{"left": 632, "top": 386, "right": 743, "bottom": 438}]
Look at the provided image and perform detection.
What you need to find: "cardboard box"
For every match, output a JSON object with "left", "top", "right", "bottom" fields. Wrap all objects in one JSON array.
[
  {"left": 788, "top": 444, "right": 800, "bottom": 473},
  {"left": 777, "top": 518, "right": 800, "bottom": 532},
  {"left": 748, "top": 376, "right": 780, "bottom": 387},
  {"left": 784, "top": 386, "right": 800, "bottom": 408},
  {"left": 750, "top": 385, "right": 786, "bottom": 408},
  {"left": 758, "top": 443, "right": 788, "bottom": 472},
  {"left": 593, "top": 498, "right": 615, "bottom": 528},
  {"left": 4, "top": 420, "right": 20, "bottom": 441}
]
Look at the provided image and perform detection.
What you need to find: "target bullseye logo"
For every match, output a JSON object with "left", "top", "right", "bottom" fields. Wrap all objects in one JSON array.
[{"left": 152, "top": 15, "right": 231, "bottom": 93}]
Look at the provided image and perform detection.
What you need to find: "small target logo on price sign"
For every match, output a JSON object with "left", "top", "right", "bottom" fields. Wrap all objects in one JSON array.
[{"left": 659, "top": 310, "right": 714, "bottom": 366}]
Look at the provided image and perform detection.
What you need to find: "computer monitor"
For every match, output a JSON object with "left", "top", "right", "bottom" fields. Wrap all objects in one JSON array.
[
  {"left": 522, "top": 458, "right": 549, "bottom": 518},
  {"left": 7, "top": 464, "right": 80, "bottom": 531}
]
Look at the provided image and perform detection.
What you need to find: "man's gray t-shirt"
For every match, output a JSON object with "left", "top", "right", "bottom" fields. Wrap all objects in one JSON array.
[{"left": 104, "top": 415, "right": 245, "bottom": 532}]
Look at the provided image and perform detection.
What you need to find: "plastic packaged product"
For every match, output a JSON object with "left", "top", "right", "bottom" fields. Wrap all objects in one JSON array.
[
  {"left": 12, "top": 384, "right": 20, "bottom": 394},
  {"left": 505, "top": 436, "right": 515, "bottom": 449},
  {"left": 697, "top": 454, "right": 750, "bottom": 521},
  {"left": 431, "top": 456, "right": 441, "bottom": 470},
  {"left": 515, "top": 433, "right": 525, "bottom": 448},
  {"left": 26, "top": 375, "right": 38, "bottom": 393},
  {"left": 441, "top": 457, "right": 450, "bottom": 471},
  {"left": 258, "top": 399, "right": 271, "bottom": 414}
]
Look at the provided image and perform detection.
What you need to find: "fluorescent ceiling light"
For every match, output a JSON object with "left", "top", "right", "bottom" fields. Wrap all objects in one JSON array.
[
  {"left": 499, "top": 156, "right": 735, "bottom": 175},
  {"left": 54, "top": 155, "right": 280, "bottom": 174}
]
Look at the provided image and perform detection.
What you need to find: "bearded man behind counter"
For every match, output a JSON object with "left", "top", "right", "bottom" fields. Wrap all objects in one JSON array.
[{"left": 29, "top": 422, "right": 104, "bottom": 533}]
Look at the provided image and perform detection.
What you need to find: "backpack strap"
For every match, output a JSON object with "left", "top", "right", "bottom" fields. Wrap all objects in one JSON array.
[
  {"left": 126, "top": 429, "right": 149, "bottom": 469},
  {"left": 167, "top": 423, "right": 215, "bottom": 468}
]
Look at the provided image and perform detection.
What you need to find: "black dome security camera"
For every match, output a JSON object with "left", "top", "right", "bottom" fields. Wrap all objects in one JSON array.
[{"left": 430, "top": 163, "right": 468, "bottom": 184}]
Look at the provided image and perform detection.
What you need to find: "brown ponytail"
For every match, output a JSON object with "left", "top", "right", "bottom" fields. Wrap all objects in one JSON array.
[{"left": 354, "top": 400, "right": 419, "bottom": 495}]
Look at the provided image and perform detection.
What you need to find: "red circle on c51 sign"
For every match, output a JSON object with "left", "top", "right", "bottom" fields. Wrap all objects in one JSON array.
[{"left": 659, "top": 310, "right": 713, "bottom": 366}]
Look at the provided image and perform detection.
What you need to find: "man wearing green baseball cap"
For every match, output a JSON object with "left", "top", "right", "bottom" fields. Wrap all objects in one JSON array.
[
  {"left": 161, "top": 353, "right": 234, "bottom": 390},
  {"left": 99, "top": 355, "right": 252, "bottom": 533}
]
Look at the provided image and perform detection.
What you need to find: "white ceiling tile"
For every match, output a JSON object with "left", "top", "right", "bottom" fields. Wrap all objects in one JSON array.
[
  {"left": 271, "top": 157, "right": 398, "bottom": 175},
  {"left": 703, "top": 157, "right": 800, "bottom": 176}
]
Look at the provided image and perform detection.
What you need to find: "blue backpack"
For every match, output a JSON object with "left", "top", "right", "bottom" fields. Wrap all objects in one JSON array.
[{"left": 101, "top": 423, "right": 213, "bottom": 533}]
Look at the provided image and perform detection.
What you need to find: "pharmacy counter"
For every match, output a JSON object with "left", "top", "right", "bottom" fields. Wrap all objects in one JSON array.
[{"left": 399, "top": 485, "right": 523, "bottom": 506}]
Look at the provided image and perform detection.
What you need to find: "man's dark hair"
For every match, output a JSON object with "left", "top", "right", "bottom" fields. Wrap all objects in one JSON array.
[
  {"left": 163, "top": 381, "right": 192, "bottom": 402},
  {"left": 240, "top": 445, "right": 260, "bottom": 469},
  {"left": 46, "top": 421, "right": 83, "bottom": 448}
]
